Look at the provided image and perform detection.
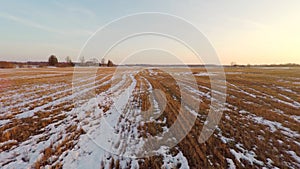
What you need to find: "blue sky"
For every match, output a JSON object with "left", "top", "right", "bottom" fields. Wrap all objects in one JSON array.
[{"left": 0, "top": 0, "right": 300, "bottom": 64}]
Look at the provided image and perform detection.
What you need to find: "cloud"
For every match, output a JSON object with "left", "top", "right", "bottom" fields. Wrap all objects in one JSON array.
[
  {"left": 53, "top": 1, "right": 95, "bottom": 19},
  {"left": 0, "top": 12, "right": 93, "bottom": 36},
  {"left": 67, "top": 7, "right": 96, "bottom": 18}
]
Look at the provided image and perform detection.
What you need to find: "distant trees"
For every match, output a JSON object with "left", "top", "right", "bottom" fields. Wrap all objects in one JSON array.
[
  {"left": 231, "top": 62, "right": 237, "bottom": 67},
  {"left": 65, "top": 56, "right": 75, "bottom": 67},
  {"left": 107, "top": 60, "right": 114, "bottom": 67},
  {"left": 100, "top": 58, "right": 106, "bottom": 66},
  {"left": 64, "top": 56, "right": 114, "bottom": 67},
  {"left": 48, "top": 55, "right": 58, "bottom": 66},
  {"left": 79, "top": 56, "right": 85, "bottom": 64},
  {"left": 91, "top": 58, "right": 99, "bottom": 64},
  {"left": 65, "top": 56, "right": 72, "bottom": 63}
]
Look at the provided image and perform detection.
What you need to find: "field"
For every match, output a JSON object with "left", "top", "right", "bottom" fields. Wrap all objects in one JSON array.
[{"left": 0, "top": 67, "right": 299, "bottom": 169}]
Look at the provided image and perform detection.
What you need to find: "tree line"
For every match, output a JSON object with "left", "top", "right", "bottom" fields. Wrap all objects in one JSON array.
[{"left": 48, "top": 55, "right": 114, "bottom": 67}]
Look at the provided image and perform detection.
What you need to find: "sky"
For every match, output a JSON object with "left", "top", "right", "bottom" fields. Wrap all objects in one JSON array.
[{"left": 0, "top": 0, "right": 299, "bottom": 65}]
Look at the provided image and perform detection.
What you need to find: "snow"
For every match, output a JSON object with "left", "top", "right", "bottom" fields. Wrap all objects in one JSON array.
[
  {"left": 236, "top": 83, "right": 300, "bottom": 109},
  {"left": 0, "top": 72, "right": 113, "bottom": 168},
  {"left": 252, "top": 116, "right": 300, "bottom": 138},
  {"left": 220, "top": 135, "right": 234, "bottom": 144},
  {"left": 185, "top": 106, "right": 199, "bottom": 117},
  {"left": 60, "top": 70, "right": 190, "bottom": 168},
  {"left": 194, "top": 72, "right": 216, "bottom": 76},
  {"left": 290, "top": 115, "right": 300, "bottom": 123},
  {"left": 228, "top": 83, "right": 257, "bottom": 98},
  {"left": 0, "top": 72, "right": 69, "bottom": 81},
  {"left": 275, "top": 95, "right": 300, "bottom": 109},
  {"left": 1, "top": 68, "right": 299, "bottom": 168},
  {"left": 287, "top": 151, "right": 300, "bottom": 165},
  {"left": 1, "top": 73, "right": 103, "bottom": 115},
  {"left": 226, "top": 158, "right": 236, "bottom": 169},
  {"left": 0, "top": 140, "right": 17, "bottom": 147},
  {"left": 15, "top": 74, "right": 110, "bottom": 119},
  {"left": 62, "top": 73, "right": 140, "bottom": 168},
  {"left": 148, "top": 68, "right": 158, "bottom": 76},
  {"left": 239, "top": 110, "right": 248, "bottom": 114},
  {"left": 277, "top": 86, "right": 297, "bottom": 95},
  {"left": 0, "top": 119, "right": 11, "bottom": 126},
  {"left": 230, "top": 143, "right": 264, "bottom": 166},
  {"left": 156, "top": 146, "right": 190, "bottom": 169},
  {"left": 226, "top": 72, "right": 243, "bottom": 75},
  {"left": 266, "top": 158, "right": 272, "bottom": 164},
  {"left": 237, "top": 107, "right": 300, "bottom": 139}
]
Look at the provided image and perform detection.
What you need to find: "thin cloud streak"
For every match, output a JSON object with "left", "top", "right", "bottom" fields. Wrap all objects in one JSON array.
[
  {"left": 0, "top": 12, "right": 93, "bottom": 36},
  {"left": 53, "top": 1, "right": 96, "bottom": 19}
]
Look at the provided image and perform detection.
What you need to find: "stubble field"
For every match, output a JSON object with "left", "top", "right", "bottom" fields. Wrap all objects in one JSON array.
[{"left": 0, "top": 67, "right": 299, "bottom": 169}]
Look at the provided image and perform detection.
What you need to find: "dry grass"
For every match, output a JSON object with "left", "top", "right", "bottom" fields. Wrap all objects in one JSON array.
[{"left": 0, "top": 67, "right": 299, "bottom": 168}]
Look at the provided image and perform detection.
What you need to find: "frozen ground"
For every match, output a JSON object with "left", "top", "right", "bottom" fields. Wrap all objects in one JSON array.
[{"left": 0, "top": 67, "right": 299, "bottom": 168}]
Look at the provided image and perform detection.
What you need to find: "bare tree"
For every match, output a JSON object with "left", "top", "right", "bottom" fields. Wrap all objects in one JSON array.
[
  {"left": 65, "top": 56, "right": 74, "bottom": 66},
  {"left": 80, "top": 56, "right": 85, "bottom": 63},
  {"left": 65, "top": 56, "right": 72, "bottom": 63},
  {"left": 101, "top": 58, "right": 106, "bottom": 66},
  {"left": 91, "top": 58, "right": 98, "bottom": 63},
  {"left": 48, "top": 55, "right": 58, "bottom": 66},
  {"left": 107, "top": 60, "right": 114, "bottom": 67}
]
